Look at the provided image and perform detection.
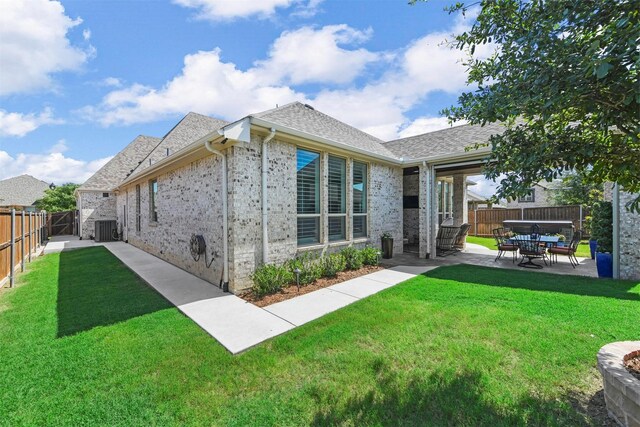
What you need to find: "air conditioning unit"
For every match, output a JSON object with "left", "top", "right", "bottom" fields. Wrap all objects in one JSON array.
[{"left": 95, "top": 220, "right": 117, "bottom": 242}]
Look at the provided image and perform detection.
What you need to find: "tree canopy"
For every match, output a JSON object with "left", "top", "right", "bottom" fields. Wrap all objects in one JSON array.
[
  {"left": 431, "top": 0, "right": 639, "bottom": 211},
  {"left": 34, "top": 183, "right": 79, "bottom": 212}
]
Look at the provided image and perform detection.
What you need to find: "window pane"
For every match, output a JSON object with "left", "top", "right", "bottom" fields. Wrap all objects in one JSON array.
[
  {"left": 297, "top": 149, "right": 320, "bottom": 215},
  {"left": 353, "top": 215, "right": 367, "bottom": 238},
  {"left": 328, "top": 216, "right": 345, "bottom": 241},
  {"left": 353, "top": 161, "right": 367, "bottom": 214},
  {"left": 297, "top": 217, "right": 319, "bottom": 245},
  {"left": 150, "top": 179, "right": 158, "bottom": 222},
  {"left": 328, "top": 156, "right": 345, "bottom": 214}
]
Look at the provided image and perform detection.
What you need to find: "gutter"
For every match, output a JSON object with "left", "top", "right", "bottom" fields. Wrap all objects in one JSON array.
[{"left": 262, "top": 128, "right": 277, "bottom": 264}]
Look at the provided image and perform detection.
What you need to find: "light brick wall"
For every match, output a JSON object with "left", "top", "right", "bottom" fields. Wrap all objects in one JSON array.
[
  {"left": 505, "top": 186, "right": 552, "bottom": 208},
  {"left": 369, "top": 162, "right": 404, "bottom": 256},
  {"left": 618, "top": 190, "right": 640, "bottom": 280},
  {"left": 77, "top": 191, "right": 116, "bottom": 240},
  {"left": 120, "top": 155, "right": 225, "bottom": 287}
]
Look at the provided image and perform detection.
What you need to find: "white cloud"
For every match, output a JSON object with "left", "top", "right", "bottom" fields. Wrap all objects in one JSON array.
[
  {"left": 173, "top": 0, "right": 296, "bottom": 21},
  {"left": 256, "top": 25, "right": 379, "bottom": 85},
  {"left": 82, "top": 29, "right": 91, "bottom": 40},
  {"left": 49, "top": 139, "right": 69, "bottom": 153},
  {"left": 0, "top": 0, "right": 92, "bottom": 96},
  {"left": 82, "top": 14, "right": 494, "bottom": 140},
  {"left": 0, "top": 108, "right": 63, "bottom": 137},
  {"left": 0, "top": 144, "right": 111, "bottom": 184},
  {"left": 100, "top": 77, "right": 123, "bottom": 87},
  {"left": 398, "top": 117, "right": 466, "bottom": 138}
]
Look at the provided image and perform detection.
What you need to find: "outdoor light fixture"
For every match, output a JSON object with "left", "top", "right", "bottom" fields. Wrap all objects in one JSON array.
[
  {"left": 294, "top": 268, "right": 301, "bottom": 291},
  {"left": 49, "top": 183, "right": 56, "bottom": 189}
]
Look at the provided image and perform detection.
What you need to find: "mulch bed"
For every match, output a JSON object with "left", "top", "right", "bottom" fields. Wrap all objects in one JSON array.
[
  {"left": 239, "top": 265, "right": 384, "bottom": 307},
  {"left": 624, "top": 350, "right": 640, "bottom": 380}
]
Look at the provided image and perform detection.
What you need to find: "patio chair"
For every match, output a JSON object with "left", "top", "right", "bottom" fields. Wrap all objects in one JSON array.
[
  {"left": 515, "top": 233, "right": 548, "bottom": 269},
  {"left": 548, "top": 230, "right": 582, "bottom": 268},
  {"left": 453, "top": 223, "right": 471, "bottom": 251},
  {"left": 436, "top": 226, "right": 461, "bottom": 256},
  {"left": 492, "top": 227, "right": 518, "bottom": 263}
]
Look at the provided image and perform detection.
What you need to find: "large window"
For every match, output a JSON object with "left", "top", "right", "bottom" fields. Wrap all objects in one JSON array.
[
  {"left": 297, "top": 149, "right": 320, "bottom": 245},
  {"left": 352, "top": 161, "right": 368, "bottom": 238},
  {"left": 328, "top": 155, "right": 346, "bottom": 241},
  {"left": 149, "top": 179, "right": 158, "bottom": 222},
  {"left": 135, "top": 185, "right": 141, "bottom": 232}
]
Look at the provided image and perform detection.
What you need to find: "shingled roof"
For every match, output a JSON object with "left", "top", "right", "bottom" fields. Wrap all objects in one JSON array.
[
  {"left": 79, "top": 135, "right": 161, "bottom": 191},
  {"left": 384, "top": 122, "right": 506, "bottom": 160},
  {"left": 131, "top": 112, "right": 228, "bottom": 175},
  {"left": 0, "top": 175, "right": 50, "bottom": 207},
  {"left": 254, "top": 102, "right": 400, "bottom": 160}
]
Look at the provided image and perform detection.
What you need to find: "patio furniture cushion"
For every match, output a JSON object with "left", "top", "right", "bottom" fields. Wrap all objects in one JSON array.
[
  {"left": 498, "top": 244, "right": 518, "bottom": 250},
  {"left": 548, "top": 247, "right": 572, "bottom": 255}
]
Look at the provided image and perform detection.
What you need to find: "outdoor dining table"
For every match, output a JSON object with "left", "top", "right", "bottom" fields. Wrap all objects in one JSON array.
[{"left": 508, "top": 234, "right": 562, "bottom": 247}]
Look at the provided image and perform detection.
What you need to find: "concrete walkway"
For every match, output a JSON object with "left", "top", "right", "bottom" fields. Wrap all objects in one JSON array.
[
  {"left": 44, "top": 235, "right": 98, "bottom": 254},
  {"left": 100, "top": 242, "right": 426, "bottom": 354}
]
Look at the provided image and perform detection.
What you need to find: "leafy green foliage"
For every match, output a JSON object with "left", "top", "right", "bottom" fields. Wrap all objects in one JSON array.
[
  {"left": 360, "top": 246, "right": 380, "bottom": 266},
  {"left": 285, "top": 253, "right": 322, "bottom": 285},
  {"left": 591, "top": 201, "right": 613, "bottom": 253},
  {"left": 251, "top": 264, "right": 294, "bottom": 297},
  {"left": 435, "top": 0, "right": 640, "bottom": 211},
  {"left": 340, "top": 247, "right": 364, "bottom": 270},
  {"left": 549, "top": 171, "right": 603, "bottom": 209},
  {"left": 321, "top": 253, "right": 347, "bottom": 278},
  {"left": 34, "top": 183, "right": 79, "bottom": 212}
]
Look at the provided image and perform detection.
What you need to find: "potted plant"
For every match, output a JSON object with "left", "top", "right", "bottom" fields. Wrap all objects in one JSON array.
[
  {"left": 591, "top": 202, "right": 613, "bottom": 278},
  {"left": 380, "top": 232, "right": 394, "bottom": 259},
  {"left": 584, "top": 215, "right": 597, "bottom": 259}
]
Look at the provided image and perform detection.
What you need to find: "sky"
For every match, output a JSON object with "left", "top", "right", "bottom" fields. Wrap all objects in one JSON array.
[{"left": 0, "top": 0, "right": 499, "bottom": 197}]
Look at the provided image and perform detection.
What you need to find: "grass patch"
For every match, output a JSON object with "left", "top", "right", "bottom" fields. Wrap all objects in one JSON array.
[{"left": 1, "top": 247, "right": 637, "bottom": 425}]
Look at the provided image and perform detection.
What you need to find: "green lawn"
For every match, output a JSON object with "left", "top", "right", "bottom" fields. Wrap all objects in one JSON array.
[
  {"left": 467, "top": 235, "right": 593, "bottom": 258},
  {"left": 1, "top": 247, "right": 637, "bottom": 426}
]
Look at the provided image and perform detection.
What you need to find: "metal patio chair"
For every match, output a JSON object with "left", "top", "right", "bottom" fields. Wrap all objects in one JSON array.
[
  {"left": 515, "top": 233, "right": 548, "bottom": 269},
  {"left": 548, "top": 230, "right": 582, "bottom": 268},
  {"left": 492, "top": 227, "right": 518, "bottom": 263}
]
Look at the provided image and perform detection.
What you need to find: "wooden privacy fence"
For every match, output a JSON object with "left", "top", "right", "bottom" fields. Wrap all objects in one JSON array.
[
  {"left": 469, "top": 205, "right": 589, "bottom": 237},
  {"left": 0, "top": 209, "right": 47, "bottom": 288}
]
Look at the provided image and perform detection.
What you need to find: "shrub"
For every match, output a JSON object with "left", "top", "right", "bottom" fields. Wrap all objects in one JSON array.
[
  {"left": 341, "top": 247, "right": 363, "bottom": 270},
  {"left": 251, "top": 264, "right": 294, "bottom": 297},
  {"left": 591, "top": 201, "right": 613, "bottom": 253},
  {"left": 360, "top": 246, "right": 380, "bottom": 266},
  {"left": 321, "top": 253, "right": 347, "bottom": 278},
  {"left": 286, "top": 253, "right": 322, "bottom": 285}
]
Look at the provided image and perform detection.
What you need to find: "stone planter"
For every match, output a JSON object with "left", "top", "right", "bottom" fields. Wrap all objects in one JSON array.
[{"left": 597, "top": 341, "right": 640, "bottom": 426}]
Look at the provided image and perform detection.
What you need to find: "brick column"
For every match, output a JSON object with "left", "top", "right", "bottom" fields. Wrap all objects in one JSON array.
[{"left": 452, "top": 173, "right": 467, "bottom": 226}]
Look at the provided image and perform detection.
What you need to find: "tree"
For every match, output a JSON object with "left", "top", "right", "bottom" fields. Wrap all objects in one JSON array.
[
  {"left": 549, "top": 170, "right": 603, "bottom": 209},
  {"left": 432, "top": 0, "right": 640, "bottom": 211},
  {"left": 34, "top": 183, "right": 79, "bottom": 212}
]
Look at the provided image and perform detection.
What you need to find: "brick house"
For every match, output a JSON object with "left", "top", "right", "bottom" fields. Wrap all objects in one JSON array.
[{"left": 90, "top": 102, "right": 631, "bottom": 292}]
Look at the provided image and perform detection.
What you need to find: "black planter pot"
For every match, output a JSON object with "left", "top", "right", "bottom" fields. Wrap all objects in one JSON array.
[{"left": 381, "top": 238, "right": 394, "bottom": 259}]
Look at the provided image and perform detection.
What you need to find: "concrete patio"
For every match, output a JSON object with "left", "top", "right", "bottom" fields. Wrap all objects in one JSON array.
[{"left": 383, "top": 242, "right": 598, "bottom": 277}]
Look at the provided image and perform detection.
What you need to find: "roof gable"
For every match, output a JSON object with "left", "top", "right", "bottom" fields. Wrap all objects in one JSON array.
[
  {"left": 130, "top": 112, "right": 228, "bottom": 175},
  {"left": 254, "top": 102, "right": 400, "bottom": 160},
  {"left": 0, "top": 174, "right": 50, "bottom": 207},
  {"left": 79, "top": 135, "right": 161, "bottom": 191}
]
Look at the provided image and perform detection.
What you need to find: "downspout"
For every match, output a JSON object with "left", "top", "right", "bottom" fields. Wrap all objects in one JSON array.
[
  {"left": 262, "top": 128, "right": 277, "bottom": 264},
  {"left": 423, "top": 161, "right": 430, "bottom": 259},
  {"left": 612, "top": 183, "right": 620, "bottom": 279},
  {"left": 78, "top": 192, "right": 83, "bottom": 239},
  {"left": 205, "top": 140, "right": 229, "bottom": 291}
]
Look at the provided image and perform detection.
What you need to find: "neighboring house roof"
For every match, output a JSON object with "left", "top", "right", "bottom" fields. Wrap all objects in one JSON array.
[
  {"left": 253, "top": 102, "right": 400, "bottom": 160},
  {"left": 384, "top": 122, "right": 506, "bottom": 160},
  {"left": 79, "top": 135, "right": 161, "bottom": 191},
  {"left": 131, "top": 112, "right": 228, "bottom": 176},
  {"left": 0, "top": 174, "right": 50, "bottom": 207},
  {"left": 467, "top": 189, "right": 487, "bottom": 202}
]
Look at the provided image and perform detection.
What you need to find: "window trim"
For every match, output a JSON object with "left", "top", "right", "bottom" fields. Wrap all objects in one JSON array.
[
  {"left": 328, "top": 154, "right": 347, "bottom": 242},
  {"left": 352, "top": 160, "right": 368, "bottom": 239},
  {"left": 296, "top": 148, "right": 321, "bottom": 246},
  {"left": 149, "top": 179, "right": 158, "bottom": 222},
  {"left": 518, "top": 188, "right": 536, "bottom": 203},
  {"left": 135, "top": 184, "right": 141, "bottom": 232}
]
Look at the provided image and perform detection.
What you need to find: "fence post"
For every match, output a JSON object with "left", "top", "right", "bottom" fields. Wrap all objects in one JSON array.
[
  {"left": 21, "top": 211, "right": 25, "bottom": 272},
  {"left": 9, "top": 209, "right": 15, "bottom": 288},
  {"left": 28, "top": 212, "right": 32, "bottom": 262},
  {"left": 474, "top": 208, "right": 478, "bottom": 236}
]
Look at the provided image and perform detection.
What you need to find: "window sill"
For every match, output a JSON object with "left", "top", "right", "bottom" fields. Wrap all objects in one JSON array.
[
  {"left": 297, "top": 238, "right": 371, "bottom": 252},
  {"left": 297, "top": 243, "right": 325, "bottom": 252},
  {"left": 149, "top": 221, "right": 158, "bottom": 227}
]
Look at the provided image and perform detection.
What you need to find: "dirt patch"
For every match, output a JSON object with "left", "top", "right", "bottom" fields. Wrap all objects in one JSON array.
[
  {"left": 624, "top": 350, "right": 640, "bottom": 380},
  {"left": 239, "top": 265, "right": 384, "bottom": 307}
]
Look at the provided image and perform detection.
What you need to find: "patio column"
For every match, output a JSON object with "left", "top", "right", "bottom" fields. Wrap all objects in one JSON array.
[
  {"left": 419, "top": 163, "right": 437, "bottom": 258},
  {"left": 452, "top": 173, "right": 467, "bottom": 226}
]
